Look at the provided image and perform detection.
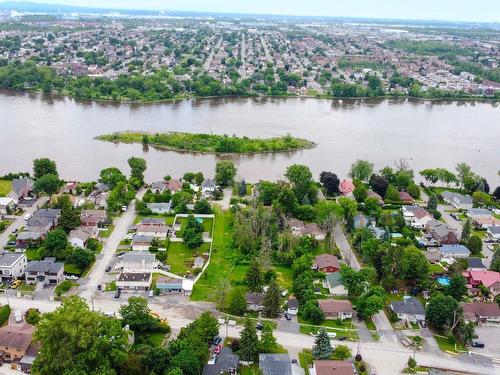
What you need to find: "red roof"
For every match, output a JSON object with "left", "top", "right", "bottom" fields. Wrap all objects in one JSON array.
[
  {"left": 339, "top": 180, "right": 355, "bottom": 195},
  {"left": 318, "top": 299, "right": 354, "bottom": 314},
  {"left": 464, "top": 270, "right": 500, "bottom": 288},
  {"left": 315, "top": 254, "right": 340, "bottom": 271},
  {"left": 399, "top": 191, "right": 413, "bottom": 202}
]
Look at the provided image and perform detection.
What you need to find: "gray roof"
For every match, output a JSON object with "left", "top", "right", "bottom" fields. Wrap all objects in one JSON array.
[
  {"left": 122, "top": 251, "right": 156, "bottom": 264},
  {"left": 439, "top": 244, "right": 471, "bottom": 256},
  {"left": 146, "top": 202, "right": 172, "bottom": 211},
  {"left": 26, "top": 259, "right": 63, "bottom": 273},
  {"left": 140, "top": 217, "right": 165, "bottom": 225},
  {"left": 0, "top": 251, "right": 25, "bottom": 267},
  {"left": 259, "top": 354, "right": 292, "bottom": 375},
  {"left": 132, "top": 235, "right": 154, "bottom": 243},
  {"left": 245, "top": 292, "right": 264, "bottom": 305},
  {"left": 202, "top": 178, "right": 216, "bottom": 188},
  {"left": 26, "top": 217, "right": 52, "bottom": 229},
  {"left": 391, "top": 297, "right": 425, "bottom": 316},
  {"left": 469, "top": 208, "right": 492, "bottom": 217},
  {"left": 33, "top": 209, "right": 61, "bottom": 219},
  {"left": 442, "top": 191, "right": 472, "bottom": 205},
  {"left": 12, "top": 178, "right": 33, "bottom": 195},
  {"left": 202, "top": 347, "right": 239, "bottom": 375},
  {"left": 467, "top": 258, "right": 486, "bottom": 269},
  {"left": 16, "top": 232, "right": 43, "bottom": 241},
  {"left": 488, "top": 226, "right": 500, "bottom": 235}
]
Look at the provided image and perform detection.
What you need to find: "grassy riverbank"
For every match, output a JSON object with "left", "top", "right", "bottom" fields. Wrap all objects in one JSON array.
[{"left": 96, "top": 131, "right": 315, "bottom": 154}]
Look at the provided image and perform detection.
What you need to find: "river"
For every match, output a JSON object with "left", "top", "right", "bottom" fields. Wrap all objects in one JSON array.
[{"left": 1, "top": 91, "right": 499, "bottom": 185}]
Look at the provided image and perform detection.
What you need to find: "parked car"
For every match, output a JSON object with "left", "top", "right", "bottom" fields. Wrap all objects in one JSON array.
[
  {"left": 212, "top": 336, "right": 222, "bottom": 345},
  {"left": 337, "top": 336, "right": 347, "bottom": 341},
  {"left": 419, "top": 321, "right": 427, "bottom": 328},
  {"left": 97, "top": 284, "right": 102, "bottom": 291},
  {"left": 114, "top": 289, "right": 121, "bottom": 299},
  {"left": 14, "top": 310, "right": 23, "bottom": 323},
  {"left": 284, "top": 313, "right": 291, "bottom": 321},
  {"left": 472, "top": 341, "right": 485, "bottom": 348},
  {"left": 24, "top": 213, "right": 32, "bottom": 221},
  {"left": 256, "top": 322, "right": 264, "bottom": 330},
  {"left": 148, "top": 290, "right": 154, "bottom": 298},
  {"left": 105, "top": 266, "right": 111, "bottom": 272},
  {"left": 291, "top": 359, "right": 298, "bottom": 364},
  {"left": 65, "top": 275, "right": 78, "bottom": 280},
  {"left": 11, "top": 280, "right": 22, "bottom": 289},
  {"left": 214, "top": 345, "right": 222, "bottom": 354}
]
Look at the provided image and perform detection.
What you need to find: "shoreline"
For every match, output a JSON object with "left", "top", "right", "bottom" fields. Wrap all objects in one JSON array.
[{"left": 2, "top": 88, "right": 498, "bottom": 107}]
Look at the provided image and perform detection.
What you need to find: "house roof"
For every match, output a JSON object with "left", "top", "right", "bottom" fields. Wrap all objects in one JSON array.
[
  {"left": 318, "top": 300, "right": 354, "bottom": 314},
  {"left": 16, "top": 232, "right": 43, "bottom": 241},
  {"left": 399, "top": 191, "right": 413, "bottom": 202},
  {"left": 288, "top": 297, "right": 299, "bottom": 309},
  {"left": 202, "top": 347, "right": 239, "bottom": 375},
  {"left": 488, "top": 226, "right": 500, "bottom": 235},
  {"left": 339, "top": 180, "right": 355, "bottom": 195},
  {"left": 403, "top": 205, "right": 431, "bottom": 219},
  {"left": 468, "top": 208, "right": 492, "bottom": 217},
  {"left": 424, "top": 250, "right": 441, "bottom": 262},
  {"left": 245, "top": 292, "right": 264, "bottom": 306},
  {"left": 467, "top": 258, "right": 486, "bottom": 269},
  {"left": 26, "top": 259, "right": 63, "bottom": 273},
  {"left": 0, "top": 197, "right": 14, "bottom": 206},
  {"left": 140, "top": 218, "right": 165, "bottom": 225},
  {"left": 33, "top": 208, "right": 61, "bottom": 219},
  {"left": 146, "top": 202, "right": 172, "bottom": 211},
  {"left": 442, "top": 191, "right": 472, "bottom": 204},
  {"left": 132, "top": 235, "right": 154, "bottom": 244},
  {"left": 117, "top": 272, "right": 151, "bottom": 282},
  {"left": 315, "top": 254, "right": 340, "bottom": 270},
  {"left": 0, "top": 251, "right": 25, "bottom": 267},
  {"left": 462, "top": 303, "right": 500, "bottom": 320},
  {"left": 313, "top": 360, "right": 356, "bottom": 375},
  {"left": 465, "top": 270, "right": 500, "bottom": 288},
  {"left": 166, "top": 179, "right": 182, "bottom": 191},
  {"left": 69, "top": 229, "right": 90, "bottom": 242},
  {"left": 122, "top": 251, "right": 156, "bottom": 265},
  {"left": 156, "top": 277, "right": 183, "bottom": 288},
  {"left": 439, "top": 245, "right": 470, "bottom": 256},
  {"left": 11, "top": 178, "right": 33, "bottom": 195},
  {"left": 259, "top": 354, "right": 292, "bottom": 375},
  {"left": 0, "top": 324, "right": 33, "bottom": 353},
  {"left": 202, "top": 178, "right": 216, "bottom": 188},
  {"left": 391, "top": 297, "right": 425, "bottom": 316},
  {"left": 137, "top": 224, "right": 169, "bottom": 233}
]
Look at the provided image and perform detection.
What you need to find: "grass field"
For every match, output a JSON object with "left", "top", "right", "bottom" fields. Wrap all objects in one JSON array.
[
  {"left": 433, "top": 334, "right": 467, "bottom": 353},
  {"left": 64, "top": 263, "right": 84, "bottom": 275},
  {"left": 175, "top": 216, "right": 214, "bottom": 237},
  {"left": 25, "top": 248, "right": 43, "bottom": 261},
  {"left": 191, "top": 209, "right": 235, "bottom": 301},
  {"left": 100, "top": 224, "right": 115, "bottom": 238},
  {"left": 0, "top": 180, "right": 12, "bottom": 197},
  {"left": 167, "top": 242, "right": 210, "bottom": 275}
]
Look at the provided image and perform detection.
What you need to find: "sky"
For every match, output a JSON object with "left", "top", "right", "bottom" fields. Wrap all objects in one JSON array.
[{"left": 11, "top": 0, "right": 500, "bottom": 22}]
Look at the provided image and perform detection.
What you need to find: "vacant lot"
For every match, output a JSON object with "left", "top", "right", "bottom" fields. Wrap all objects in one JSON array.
[{"left": 167, "top": 241, "right": 210, "bottom": 275}]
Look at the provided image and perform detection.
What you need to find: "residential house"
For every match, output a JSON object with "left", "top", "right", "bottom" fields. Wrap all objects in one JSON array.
[
  {"left": 80, "top": 209, "right": 107, "bottom": 227},
  {"left": 116, "top": 251, "right": 160, "bottom": 272},
  {"left": 462, "top": 303, "right": 500, "bottom": 323},
  {"left": 150, "top": 181, "right": 167, "bottom": 193},
  {"left": 425, "top": 220, "right": 458, "bottom": 245},
  {"left": 322, "top": 273, "right": 348, "bottom": 296},
  {"left": 467, "top": 258, "right": 486, "bottom": 271},
  {"left": 366, "top": 190, "right": 384, "bottom": 205},
  {"left": 147, "top": 202, "right": 172, "bottom": 214},
  {"left": 313, "top": 254, "right": 340, "bottom": 273},
  {"left": 116, "top": 272, "right": 152, "bottom": 290},
  {"left": 202, "top": 347, "right": 239, "bottom": 375},
  {"left": 304, "top": 223, "right": 326, "bottom": 241},
  {"left": 201, "top": 179, "right": 217, "bottom": 195},
  {"left": 287, "top": 296, "right": 298, "bottom": 315},
  {"left": 0, "top": 251, "right": 27, "bottom": 282},
  {"left": 487, "top": 226, "right": 500, "bottom": 241},
  {"left": 441, "top": 191, "right": 473, "bottom": 210},
  {"left": 166, "top": 179, "right": 182, "bottom": 192},
  {"left": 353, "top": 213, "right": 374, "bottom": 229},
  {"left": 15, "top": 232, "right": 44, "bottom": 249},
  {"left": 69, "top": 229, "right": 90, "bottom": 248},
  {"left": 139, "top": 218, "right": 166, "bottom": 227},
  {"left": 473, "top": 216, "right": 500, "bottom": 229},
  {"left": 339, "top": 180, "right": 355, "bottom": 196},
  {"left": 19, "top": 341, "right": 39, "bottom": 373},
  {"left": 156, "top": 277, "right": 183, "bottom": 294},
  {"left": 390, "top": 297, "right": 425, "bottom": 323},
  {"left": 245, "top": 292, "right": 264, "bottom": 311},
  {"left": 399, "top": 192, "right": 414, "bottom": 205},
  {"left": 468, "top": 208, "right": 493, "bottom": 220},
  {"left": 310, "top": 360, "right": 356, "bottom": 375},
  {"left": 8, "top": 178, "right": 33, "bottom": 204},
  {"left": 259, "top": 354, "right": 292, "bottom": 375},
  {"left": 463, "top": 270, "right": 500, "bottom": 296},
  {"left": 136, "top": 224, "right": 169, "bottom": 239},
  {"left": 0, "top": 324, "right": 34, "bottom": 363},
  {"left": 25, "top": 217, "right": 52, "bottom": 234},
  {"left": 0, "top": 197, "right": 15, "bottom": 216},
  {"left": 318, "top": 300, "right": 354, "bottom": 320},
  {"left": 25, "top": 258, "right": 64, "bottom": 285},
  {"left": 193, "top": 256, "right": 205, "bottom": 269},
  {"left": 132, "top": 235, "right": 154, "bottom": 251},
  {"left": 402, "top": 206, "right": 433, "bottom": 229},
  {"left": 32, "top": 209, "right": 61, "bottom": 226},
  {"left": 439, "top": 244, "right": 471, "bottom": 259},
  {"left": 424, "top": 249, "right": 442, "bottom": 264}
]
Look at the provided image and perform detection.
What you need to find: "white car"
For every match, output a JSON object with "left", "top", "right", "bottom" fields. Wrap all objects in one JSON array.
[
  {"left": 65, "top": 275, "right": 79, "bottom": 280},
  {"left": 14, "top": 310, "right": 23, "bottom": 323}
]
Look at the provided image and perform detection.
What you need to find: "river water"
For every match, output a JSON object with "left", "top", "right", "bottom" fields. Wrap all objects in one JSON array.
[{"left": 1, "top": 91, "right": 499, "bottom": 185}]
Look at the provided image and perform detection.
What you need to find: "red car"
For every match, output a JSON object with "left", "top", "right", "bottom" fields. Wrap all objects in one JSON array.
[{"left": 214, "top": 345, "right": 222, "bottom": 354}]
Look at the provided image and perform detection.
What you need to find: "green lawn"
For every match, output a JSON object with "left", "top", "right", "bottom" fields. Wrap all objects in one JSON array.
[
  {"left": 433, "top": 334, "right": 466, "bottom": 353},
  {"left": 136, "top": 332, "right": 167, "bottom": 347},
  {"left": 275, "top": 266, "right": 294, "bottom": 290},
  {"left": 167, "top": 242, "right": 210, "bottom": 275},
  {"left": 191, "top": 210, "right": 236, "bottom": 301},
  {"left": 176, "top": 216, "right": 214, "bottom": 237},
  {"left": 239, "top": 365, "right": 262, "bottom": 375},
  {"left": 100, "top": 225, "right": 115, "bottom": 238},
  {"left": 105, "top": 281, "right": 117, "bottom": 292},
  {"left": 17, "top": 283, "right": 36, "bottom": 292},
  {"left": 64, "top": 263, "right": 84, "bottom": 275},
  {"left": 298, "top": 349, "right": 313, "bottom": 375},
  {"left": 429, "top": 263, "right": 445, "bottom": 275},
  {"left": 365, "top": 318, "right": 376, "bottom": 331},
  {"left": 25, "top": 248, "right": 43, "bottom": 261},
  {"left": 55, "top": 280, "right": 78, "bottom": 296},
  {"left": 0, "top": 180, "right": 12, "bottom": 197}
]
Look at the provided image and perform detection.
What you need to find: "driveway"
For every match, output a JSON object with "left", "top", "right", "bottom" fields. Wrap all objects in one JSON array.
[
  {"left": 213, "top": 188, "right": 232, "bottom": 211},
  {"left": 474, "top": 326, "right": 500, "bottom": 359},
  {"left": 78, "top": 188, "right": 145, "bottom": 301},
  {"left": 0, "top": 196, "right": 49, "bottom": 248}
]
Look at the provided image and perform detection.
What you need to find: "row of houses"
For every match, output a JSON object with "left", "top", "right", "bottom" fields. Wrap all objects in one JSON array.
[{"left": 0, "top": 251, "right": 64, "bottom": 286}]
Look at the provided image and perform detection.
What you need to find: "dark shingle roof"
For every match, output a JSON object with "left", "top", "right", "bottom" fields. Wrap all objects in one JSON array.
[
  {"left": 202, "top": 347, "right": 239, "bottom": 375},
  {"left": 391, "top": 297, "right": 425, "bottom": 315},
  {"left": 259, "top": 354, "right": 291, "bottom": 375}
]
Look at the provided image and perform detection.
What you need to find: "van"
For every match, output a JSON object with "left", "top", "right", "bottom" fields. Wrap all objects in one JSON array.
[
  {"left": 24, "top": 213, "right": 32, "bottom": 221},
  {"left": 14, "top": 310, "right": 23, "bottom": 323}
]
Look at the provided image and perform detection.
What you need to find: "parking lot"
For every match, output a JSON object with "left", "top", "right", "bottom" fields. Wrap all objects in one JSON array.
[{"left": 474, "top": 326, "right": 500, "bottom": 358}]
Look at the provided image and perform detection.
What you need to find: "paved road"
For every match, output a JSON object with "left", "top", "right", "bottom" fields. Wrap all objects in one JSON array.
[
  {"left": 0, "top": 196, "right": 49, "bottom": 248},
  {"left": 213, "top": 188, "right": 232, "bottom": 211},
  {"left": 1, "top": 295, "right": 498, "bottom": 375},
  {"left": 203, "top": 38, "right": 222, "bottom": 71},
  {"left": 334, "top": 224, "right": 393, "bottom": 331},
  {"left": 79, "top": 188, "right": 145, "bottom": 301}
]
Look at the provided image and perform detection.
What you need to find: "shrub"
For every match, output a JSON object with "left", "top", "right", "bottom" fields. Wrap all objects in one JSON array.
[
  {"left": 355, "top": 353, "right": 363, "bottom": 362},
  {"left": 25, "top": 308, "right": 41, "bottom": 325},
  {"left": 0, "top": 305, "right": 11, "bottom": 326}
]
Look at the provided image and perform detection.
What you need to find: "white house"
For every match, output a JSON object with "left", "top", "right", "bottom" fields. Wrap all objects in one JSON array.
[
  {"left": 0, "top": 197, "right": 15, "bottom": 216},
  {"left": 441, "top": 191, "right": 473, "bottom": 210},
  {"left": 146, "top": 202, "right": 172, "bottom": 214},
  {"left": 116, "top": 272, "right": 152, "bottom": 291},
  {"left": 69, "top": 229, "right": 90, "bottom": 249},
  {"left": 136, "top": 224, "right": 169, "bottom": 239},
  {"left": 201, "top": 178, "right": 217, "bottom": 195},
  {"left": 390, "top": 297, "right": 425, "bottom": 323},
  {"left": 0, "top": 251, "right": 27, "bottom": 282},
  {"left": 115, "top": 251, "right": 160, "bottom": 272},
  {"left": 402, "top": 205, "right": 433, "bottom": 229}
]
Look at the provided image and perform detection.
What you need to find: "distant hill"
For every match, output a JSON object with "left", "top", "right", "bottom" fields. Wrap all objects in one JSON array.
[{"left": 0, "top": 1, "right": 161, "bottom": 15}]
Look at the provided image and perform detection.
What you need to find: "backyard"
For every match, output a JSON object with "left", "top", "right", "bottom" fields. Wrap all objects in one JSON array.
[
  {"left": 0, "top": 180, "right": 12, "bottom": 197},
  {"left": 174, "top": 216, "right": 214, "bottom": 237},
  {"left": 167, "top": 241, "right": 210, "bottom": 275}
]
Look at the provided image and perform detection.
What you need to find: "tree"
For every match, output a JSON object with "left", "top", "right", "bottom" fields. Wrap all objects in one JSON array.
[
  {"left": 384, "top": 184, "right": 400, "bottom": 202},
  {"left": 34, "top": 158, "right": 58, "bottom": 179},
  {"left": 71, "top": 247, "right": 95, "bottom": 269},
  {"left": 456, "top": 162, "right": 472, "bottom": 189},
  {"left": 356, "top": 286, "right": 386, "bottom": 319},
  {"left": 339, "top": 266, "right": 372, "bottom": 297},
  {"left": 246, "top": 258, "right": 263, "bottom": 292},
  {"left": 43, "top": 229, "right": 68, "bottom": 259},
  {"left": 257, "top": 181, "right": 279, "bottom": 205},
  {"left": 427, "top": 194, "right": 438, "bottom": 211},
  {"left": 228, "top": 288, "right": 247, "bottom": 315},
  {"left": 426, "top": 293, "right": 459, "bottom": 331},
  {"left": 320, "top": 171, "right": 340, "bottom": 196},
  {"left": 212, "top": 278, "right": 231, "bottom": 311},
  {"left": 332, "top": 345, "right": 351, "bottom": 360},
  {"left": 285, "top": 164, "right": 314, "bottom": 202},
  {"left": 33, "top": 296, "right": 129, "bottom": 375},
  {"left": 312, "top": 328, "right": 333, "bottom": 359},
  {"left": 142, "top": 346, "right": 171, "bottom": 375},
  {"left": 194, "top": 199, "right": 212, "bottom": 214},
  {"left": 262, "top": 280, "right": 281, "bottom": 317},
  {"left": 349, "top": 160, "right": 374, "bottom": 182},
  {"left": 446, "top": 275, "right": 468, "bottom": 301},
  {"left": 353, "top": 184, "right": 367, "bottom": 203},
  {"left": 399, "top": 246, "right": 430, "bottom": 285},
  {"left": 461, "top": 218, "right": 472, "bottom": 242},
  {"left": 215, "top": 160, "right": 237, "bottom": 187},
  {"left": 239, "top": 319, "right": 259, "bottom": 361},
  {"left": 275, "top": 184, "right": 297, "bottom": 213},
  {"left": 407, "top": 356, "right": 417, "bottom": 370},
  {"left": 99, "top": 167, "right": 126, "bottom": 189},
  {"left": 259, "top": 322, "right": 277, "bottom": 353},
  {"left": 58, "top": 204, "right": 81, "bottom": 233},
  {"left": 301, "top": 299, "right": 325, "bottom": 325},
  {"left": 120, "top": 297, "right": 161, "bottom": 333},
  {"left": 34, "top": 174, "right": 61, "bottom": 194},
  {"left": 127, "top": 157, "right": 147, "bottom": 188},
  {"left": 369, "top": 174, "right": 389, "bottom": 197},
  {"left": 182, "top": 215, "right": 204, "bottom": 249},
  {"left": 472, "top": 191, "right": 493, "bottom": 207},
  {"left": 407, "top": 183, "right": 420, "bottom": 199},
  {"left": 467, "top": 235, "right": 482, "bottom": 256}
]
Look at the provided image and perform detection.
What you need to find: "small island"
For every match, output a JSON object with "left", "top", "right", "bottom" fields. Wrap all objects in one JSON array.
[{"left": 96, "top": 131, "right": 315, "bottom": 154}]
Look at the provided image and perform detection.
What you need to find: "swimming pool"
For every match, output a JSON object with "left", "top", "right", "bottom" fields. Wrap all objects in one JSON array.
[{"left": 436, "top": 276, "right": 450, "bottom": 287}]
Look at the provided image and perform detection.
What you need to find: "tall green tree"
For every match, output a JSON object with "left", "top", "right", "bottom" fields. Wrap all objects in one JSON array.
[
  {"left": 426, "top": 293, "right": 459, "bottom": 332},
  {"left": 34, "top": 174, "right": 61, "bottom": 194},
  {"left": 262, "top": 280, "right": 281, "bottom": 317},
  {"left": 33, "top": 296, "right": 129, "bottom": 375},
  {"left": 120, "top": 296, "right": 160, "bottom": 333},
  {"left": 259, "top": 322, "right": 277, "bottom": 353},
  {"left": 446, "top": 275, "right": 468, "bottom": 302},
  {"left": 467, "top": 235, "right": 483, "bottom": 256},
  {"left": 349, "top": 159, "right": 374, "bottom": 182},
  {"left": 228, "top": 288, "right": 247, "bottom": 315},
  {"left": 128, "top": 157, "right": 147, "bottom": 188},
  {"left": 215, "top": 160, "right": 237, "bottom": 187},
  {"left": 285, "top": 164, "right": 314, "bottom": 203},
  {"left": 245, "top": 258, "right": 263, "bottom": 292},
  {"left": 461, "top": 218, "right": 472, "bottom": 242},
  {"left": 33, "top": 158, "right": 58, "bottom": 179},
  {"left": 239, "top": 319, "right": 259, "bottom": 361},
  {"left": 312, "top": 328, "right": 333, "bottom": 360},
  {"left": 99, "top": 167, "right": 126, "bottom": 189},
  {"left": 301, "top": 299, "right": 325, "bottom": 325}
]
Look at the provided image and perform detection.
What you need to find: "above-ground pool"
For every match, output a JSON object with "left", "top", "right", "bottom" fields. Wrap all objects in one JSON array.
[{"left": 437, "top": 276, "right": 450, "bottom": 286}]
